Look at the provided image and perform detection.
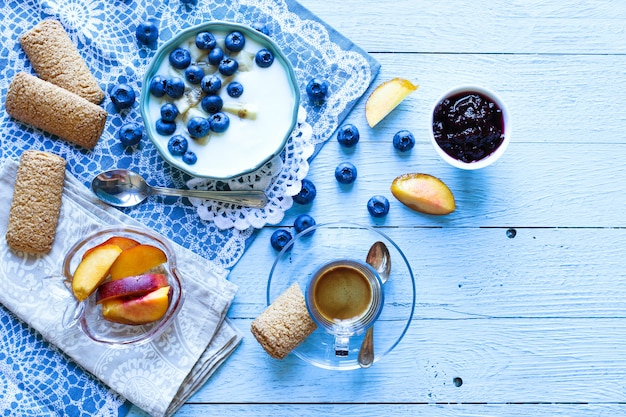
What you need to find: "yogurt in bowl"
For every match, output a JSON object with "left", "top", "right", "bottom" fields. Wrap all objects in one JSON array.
[{"left": 140, "top": 21, "right": 300, "bottom": 179}]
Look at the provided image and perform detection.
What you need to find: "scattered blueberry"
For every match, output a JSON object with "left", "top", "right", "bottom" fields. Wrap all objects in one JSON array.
[
  {"left": 208, "top": 46, "right": 224, "bottom": 65},
  {"left": 149, "top": 75, "right": 167, "bottom": 97},
  {"left": 337, "top": 124, "right": 360, "bottom": 147},
  {"left": 251, "top": 22, "right": 270, "bottom": 36},
  {"left": 224, "top": 31, "right": 245, "bottom": 52},
  {"left": 185, "top": 65, "right": 204, "bottom": 84},
  {"left": 200, "top": 74, "right": 222, "bottom": 95},
  {"left": 195, "top": 31, "right": 216, "bottom": 50},
  {"left": 306, "top": 78, "right": 329, "bottom": 104},
  {"left": 294, "top": 214, "right": 316, "bottom": 236},
  {"left": 169, "top": 47, "right": 191, "bottom": 69},
  {"left": 118, "top": 122, "right": 143, "bottom": 146},
  {"left": 393, "top": 129, "right": 415, "bottom": 152},
  {"left": 182, "top": 150, "right": 198, "bottom": 165},
  {"left": 135, "top": 21, "right": 158, "bottom": 45},
  {"left": 160, "top": 103, "right": 179, "bottom": 122},
  {"left": 110, "top": 84, "right": 135, "bottom": 110},
  {"left": 167, "top": 135, "right": 188, "bottom": 156},
  {"left": 334, "top": 162, "right": 357, "bottom": 184},
  {"left": 218, "top": 57, "right": 238, "bottom": 76},
  {"left": 201, "top": 95, "right": 223, "bottom": 114},
  {"left": 187, "top": 117, "right": 211, "bottom": 138},
  {"left": 209, "top": 112, "right": 230, "bottom": 132},
  {"left": 367, "top": 195, "right": 390, "bottom": 218},
  {"left": 165, "top": 77, "right": 185, "bottom": 99},
  {"left": 226, "top": 81, "right": 244, "bottom": 98},
  {"left": 293, "top": 178, "right": 316, "bottom": 204},
  {"left": 155, "top": 119, "right": 177, "bottom": 136},
  {"left": 270, "top": 229, "right": 292, "bottom": 251},
  {"left": 255, "top": 49, "right": 274, "bottom": 68}
]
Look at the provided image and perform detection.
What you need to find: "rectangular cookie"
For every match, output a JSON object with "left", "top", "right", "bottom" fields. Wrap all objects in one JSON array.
[
  {"left": 6, "top": 72, "right": 107, "bottom": 149},
  {"left": 6, "top": 150, "right": 67, "bottom": 254},
  {"left": 20, "top": 20, "right": 105, "bottom": 104},
  {"left": 250, "top": 282, "right": 317, "bottom": 359}
]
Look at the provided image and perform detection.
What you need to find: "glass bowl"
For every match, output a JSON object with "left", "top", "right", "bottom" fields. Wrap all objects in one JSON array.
[
  {"left": 62, "top": 225, "right": 184, "bottom": 347},
  {"left": 267, "top": 222, "right": 416, "bottom": 370},
  {"left": 140, "top": 21, "right": 300, "bottom": 179}
]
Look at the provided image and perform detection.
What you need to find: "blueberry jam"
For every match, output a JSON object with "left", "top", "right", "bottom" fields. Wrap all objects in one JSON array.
[{"left": 432, "top": 91, "right": 505, "bottom": 163}]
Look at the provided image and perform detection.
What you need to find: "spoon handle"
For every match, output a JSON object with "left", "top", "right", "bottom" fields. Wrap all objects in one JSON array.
[
  {"left": 150, "top": 186, "right": 268, "bottom": 208},
  {"left": 358, "top": 326, "right": 375, "bottom": 368}
]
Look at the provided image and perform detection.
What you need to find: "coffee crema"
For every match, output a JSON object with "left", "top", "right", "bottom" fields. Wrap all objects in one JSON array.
[{"left": 312, "top": 264, "right": 373, "bottom": 322}]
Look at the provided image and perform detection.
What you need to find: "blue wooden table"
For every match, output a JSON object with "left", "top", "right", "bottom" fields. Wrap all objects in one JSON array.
[{"left": 124, "top": 0, "right": 626, "bottom": 415}]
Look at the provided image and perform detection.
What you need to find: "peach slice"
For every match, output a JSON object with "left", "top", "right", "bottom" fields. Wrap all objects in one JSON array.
[
  {"left": 82, "top": 236, "right": 140, "bottom": 259},
  {"left": 95, "top": 273, "right": 168, "bottom": 304},
  {"left": 72, "top": 244, "right": 123, "bottom": 301},
  {"left": 109, "top": 244, "right": 167, "bottom": 281},
  {"left": 391, "top": 173, "right": 456, "bottom": 215},
  {"left": 101, "top": 286, "right": 172, "bottom": 325},
  {"left": 365, "top": 78, "right": 418, "bottom": 127}
]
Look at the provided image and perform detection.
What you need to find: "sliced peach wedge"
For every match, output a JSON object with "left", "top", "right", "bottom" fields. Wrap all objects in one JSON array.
[
  {"left": 109, "top": 244, "right": 168, "bottom": 281},
  {"left": 365, "top": 78, "right": 418, "bottom": 128},
  {"left": 101, "top": 286, "right": 172, "bottom": 325},
  {"left": 95, "top": 273, "right": 168, "bottom": 304},
  {"left": 72, "top": 244, "right": 123, "bottom": 301},
  {"left": 82, "top": 236, "right": 140, "bottom": 259},
  {"left": 391, "top": 173, "right": 456, "bottom": 215}
]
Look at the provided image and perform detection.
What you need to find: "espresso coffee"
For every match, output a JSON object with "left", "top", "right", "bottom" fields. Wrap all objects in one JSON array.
[{"left": 312, "top": 264, "right": 373, "bottom": 322}]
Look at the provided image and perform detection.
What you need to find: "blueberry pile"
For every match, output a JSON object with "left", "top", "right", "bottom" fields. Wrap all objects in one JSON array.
[
  {"left": 432, "top": 91, "right": 505, "bottom": 163},
  {"left": 147, "top": 29, "right": 275, "bottom": 166}
]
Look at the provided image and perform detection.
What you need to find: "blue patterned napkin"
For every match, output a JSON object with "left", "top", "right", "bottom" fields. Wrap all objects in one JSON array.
[{"left": 0, "top": 0, "right": 379, "bottom": 416}]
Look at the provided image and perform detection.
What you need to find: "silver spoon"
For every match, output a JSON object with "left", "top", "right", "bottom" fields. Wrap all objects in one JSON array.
[
  {"left": 91, "top": 169, "right": 268, "bottom": 208},
  {"left": 358, "top": 241, "right": 391, "bottom": 368}
]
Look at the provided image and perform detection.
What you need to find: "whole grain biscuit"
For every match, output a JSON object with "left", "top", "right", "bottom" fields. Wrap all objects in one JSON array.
[
  {"left": 6, "top": 72, "right": 107, "bottom": 149},
  {"left": 20, "top": 20, "right": 105, "bottom": 104},
  {"left": 250, "top": 282, "right": 317, "bottom": 359},
  {"left": 6, "top": 150, "right": 67, "bottom": 254}
]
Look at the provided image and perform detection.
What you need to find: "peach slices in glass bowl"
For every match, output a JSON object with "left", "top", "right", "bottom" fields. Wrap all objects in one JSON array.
[{"left": 62, "top": 226, "right": 184, "bottom": 347}]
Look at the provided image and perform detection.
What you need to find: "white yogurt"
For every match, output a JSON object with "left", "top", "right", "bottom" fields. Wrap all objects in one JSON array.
[{"left": 146, "top": 28, "right": 297, "bottom": 179}]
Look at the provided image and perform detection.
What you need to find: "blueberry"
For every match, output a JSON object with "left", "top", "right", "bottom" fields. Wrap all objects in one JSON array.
[
  {"left": 135, "top": 21, "right": 158, "bottom": 45},
  {"left": 367, "top": 195, "right": 390, "bottom": 218},
  {"left": 224, "top": 31, "right": 245, "bottom": 52},
  {"left": 270, "top": 229, "right": 292, "bottom": 251},
  {"left": 393, "top": 129, "right": 415, "bottom": 152},
  {"left": 110, "top": 84, "right": 135, "bottom": 110},
  {"left": 185, "top": 65, "right": 204, "bottom": 84},
  {"left": 155, "top": 119, "right": 177, "bottom": 136},
  {"left": 167, "top": 135, "right": 188, "bottom": 156},
  {"left": 306, "top": 78, "right": 328, "bottom": 104},
  {"left": 209, "top": 112, "right": 230, "bottom": 133},
  {"left": 226, "top": 81, "right": 244, "bottom": 98},
  {"left": 335, "top": 162, "right": 357, "bottom": 184},
  {"left": 200, "top": 74, "right": 222, "bottom": 95},
  {"left": 160, "top": 103, "right": 179, "bottom": 122},
  {"left": 187, "top": 117, "right": 210, "bottom": 138},
  {"left": 182, "top": 150, "right": 198, "bottom": 165},
  {"left": 293, "top": 178, "right": 316, "bottom": 204},
  {"left": 195, "top": 31, "right": 216, "bottom": 50},
  {"left": 169, "top": 47, "right": 191, "bottom": 69},
  {"left": 149, "top": 75, "right": 167, "bottom": 97},
  {"left": 165, "top": 77, "right": 185, "bottom": 99},
  {"left": 294, "top": 214, "right": 316, "bottom": 236},
  {"left": 251, "top": 22, "right": 270, "bottom": 36},
  {"left": 201, "top": 95, "right": 223, "bottom": 114},
  {"left": 255, "top": 49, "right": 274, "bottom": 68},
  {"left": 218, "top": 58, "right": 238, "bottom": 76},
  {"left": 118, "top": 122, "right": 143, "bottom": 146},
  {"left": 337, "top": 124, "right": 360, "bottom": 147},
  {"left": 208, "top": 46, "right": 224, "bottom": 65}
]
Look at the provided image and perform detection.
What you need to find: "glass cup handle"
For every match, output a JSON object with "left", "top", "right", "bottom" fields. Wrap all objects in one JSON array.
[{"left": 334, "top": 335, "right": 350, "bottom": 357}]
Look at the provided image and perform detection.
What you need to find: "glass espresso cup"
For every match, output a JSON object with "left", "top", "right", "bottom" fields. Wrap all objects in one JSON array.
[{"left": 305, "top": 259, "right": 384, "bottom": 356}]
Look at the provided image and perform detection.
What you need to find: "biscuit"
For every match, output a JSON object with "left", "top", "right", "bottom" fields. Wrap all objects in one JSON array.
[
  {"left": 250, "top": 282, "right": 317, "bottom": 359},
  {"left": 20, "top": 20, "right": 105, "bottom": 104},
  {"left": 6, "top": 150, "right": 67, "bottom": 254},
  {"left": 6, "top": 72, "right": 107, "bottom": 149}
]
